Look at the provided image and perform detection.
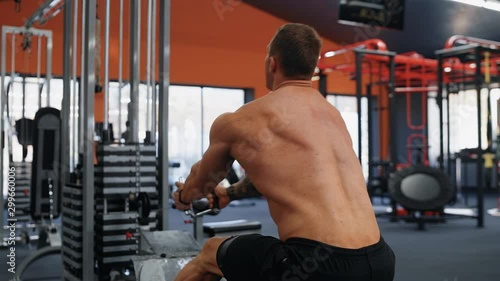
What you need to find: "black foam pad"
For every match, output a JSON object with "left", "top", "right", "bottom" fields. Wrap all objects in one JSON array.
[
  {"left": 138, "top": 192, "right": 151, "bottom": 219},
  {"left": 15, "top": 118, "right": 34, "bottom": 146},
  {"left": 389, "top": 165, "right": 455, "bottom": 211},
  {"left": 30, "top": 107, "right": 62, "bottom": 220}
]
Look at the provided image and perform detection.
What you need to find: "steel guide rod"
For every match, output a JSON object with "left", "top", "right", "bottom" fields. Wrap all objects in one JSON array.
[
  {"left": 81, "top": 0, "right": 97, "bottom": 278},
  {"left": 158, "top": 0, "right": 171, "bottom": 230},
  {"left": 104, "top": 0, "right": 111, "bottom": 132}
]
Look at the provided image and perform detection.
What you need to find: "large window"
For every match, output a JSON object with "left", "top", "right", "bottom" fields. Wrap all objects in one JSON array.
[
  {"left": 169, "top": 87, "right": 245, "bottom": 180},
  {"left": 201, "top": 87, "right": 245, "bottom": 151},
  {"left": 105, "top": 83, "right": 246, "bottom": 181},
  {"left": 107, "top": 81, "right": 128, "bottom": 139},
  {"left": 168, "top": 85, "right": 203, "bottom": 178},
  {"left": 4, "top": 77, "right": 65, "bottom": 163},
  {"left": 327, "top": 95, "right": 369, "bottom": 179},
  {"left": 428, "top": 87, "right": 500, "bottom": 165},
  {"left": 2, "top": 76, "right": 246, "bottom": 195},
  {"left": 106, "top": 82, "right": 150, "bottom": 142},
  {"left": 427, "top": 92, "right": 445, "bottom": 166}
]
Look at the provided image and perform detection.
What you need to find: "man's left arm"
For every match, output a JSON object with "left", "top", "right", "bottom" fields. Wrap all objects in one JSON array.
[{"left": 176, "top": 113, "right": 236, "bottom": 206}]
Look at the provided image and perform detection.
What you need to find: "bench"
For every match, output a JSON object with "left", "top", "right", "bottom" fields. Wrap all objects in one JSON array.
[{"left": 203, "top": 219, "right": 262, "bottom": 237}]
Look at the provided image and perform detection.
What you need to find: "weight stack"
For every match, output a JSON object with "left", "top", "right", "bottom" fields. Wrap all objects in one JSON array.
[
  {"left": 10, "top": 162, "right": 32, "bottom": 222},
  {"left": 94, "top": 144, "right": 158, "bottom": 280},
  {"left": 61, "top": 183, "right": 84, "bottom": 281}
]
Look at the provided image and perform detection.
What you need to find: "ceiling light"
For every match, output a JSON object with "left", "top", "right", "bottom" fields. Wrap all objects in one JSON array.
[
  {"left": 324, "top": 51, "right": 336, "bottom": 58},
  {"left": 451, "top": 0, "right": 500, "bottom": 11},
  {"left": 484, "top": 0, "right": 500, "bottom": 10},
  {"left": 452, "top": 0, "right": 485, "bottom": 8}
]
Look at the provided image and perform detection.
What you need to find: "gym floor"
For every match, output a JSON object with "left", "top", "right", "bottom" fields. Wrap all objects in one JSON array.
[{"left": 1, "top": 193, "right": 499, "bottom": 281}]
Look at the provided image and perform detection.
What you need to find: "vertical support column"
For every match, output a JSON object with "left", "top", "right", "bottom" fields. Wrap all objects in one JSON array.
[
  {"left": 194, "top": 216, "right": 204, "bottom": 245},
  {"left": 118, "top": 0, "right": 124, "bottom": 137},
  {"left": 103, "top": 0, "right": 110, "bottom": 133},
  {"left": 355, "top": 51, "right": 363, "bottom": 164},
  {"left": 244, "top": 88, "right": 254, "bottom": 103},
  {"left": 22, "top": 77, "right": 26, "bottom": 118},
  {"left": 475, "top": 47, "right": 484, "bottom": 228},
  {"left": 82, "top": 0, "right": 96, "bottom": 279},
  {"left": 46, "top": 34, "right": 52, "bottom": 106},
  {"left": 0, "top": 27, "right": 7, "bottom": 244},
  {"left": 378, "top": 63, "right": 386, "bottom": 160},
  {"left": 318, "top": 72, "right": 327, "bottom": 98},
  {"left": 388, "top": 56, "right": 396, "bottom": 166},
  {"left": 151, "top": 0, "right": 157, "bottom": 140},
  {"left": 8, "top": 33, "right": 14, "bottom": 163},
  {"left": 158, "top": 0, "right": 171, "bottom": 230},
  {"left": 366, "top": 84, "right": 373, "bottom": 180},
  {"left": 72, "top": 0, "right": 79, "bottom": 170},
  {"left": 446, "top": 86, "right": 451, "bottom": 176},
  {"left": 61, "top": 0, "right": 73, "bottom": 186},
  {"left": 37, "top": 36, "right": 42, "bottom": 108},
  {"left": 388, "top": 55, "right": 398, "bottom": 222},
  {"left": 201, "top": 89, "right": 205, "bottom": 155},
  {"left": 79, "top": 0, "right": 87, "bottom": 154},
  {"left": 437, "top": 55, "right": 444, "bottom": 170},
  {"left": 146, "top": 0, "right": 152, "bottom": 137},
  {"left": 128, "top": 0, "right": 140, "bottom": 143}
]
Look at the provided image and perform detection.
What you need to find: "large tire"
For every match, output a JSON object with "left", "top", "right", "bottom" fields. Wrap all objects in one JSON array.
[{"left": 388, "top": 165, "right": 455, "bottom": 211}]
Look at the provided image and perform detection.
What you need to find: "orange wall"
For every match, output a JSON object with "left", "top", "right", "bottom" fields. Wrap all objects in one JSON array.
[{"left": 0, "top": 0, "right": 359, "bottom": 121}]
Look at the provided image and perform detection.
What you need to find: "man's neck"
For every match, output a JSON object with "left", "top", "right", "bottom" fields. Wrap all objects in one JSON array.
[{"left": 274, "top": 79, "right": 312, "bottom": 90}]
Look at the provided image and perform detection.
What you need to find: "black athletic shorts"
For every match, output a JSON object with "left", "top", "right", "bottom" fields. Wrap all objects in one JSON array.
[{"left": 216, "top": 234, "right": 395, "bottom": 281}]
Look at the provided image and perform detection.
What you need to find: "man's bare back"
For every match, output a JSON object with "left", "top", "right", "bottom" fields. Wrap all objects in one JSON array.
[
  {"left": 173, "top": 23, "right": 394, "bottom": 281},
  {"left": 228, "top": 80, "right": 380, "bottom": 248}
]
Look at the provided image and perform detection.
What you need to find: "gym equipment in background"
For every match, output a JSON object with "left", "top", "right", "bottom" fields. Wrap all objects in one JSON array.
[
  {"left": 129, "top": 202, "right": 233, "bottom": 281},
  {"left": 182, "top": 197, "right": 262, "bottom": 244},
  {"left": 62, "top": 144, "right": 158, "bottom": 280},
  {"left": 61, "top": 0, "right": 170, "bottom": 279},
  {"left": 30, "top": 107, "right": 62, "bottom": 220},
  {"left": 60, "top": 183, "right": 84, "bottom": 279},
  {"left": 8, "top": 82, "right": 44, "bottom": 241},
  {"left": 389, "top": 165, "right": 455, "bottom": 211},
  {"left": 95, "top": 144, "right": 158, "bottom": 279},
  {"left": 388, "top": 165, "right": 455, "bottom": 230},
  {"left": 15, "top": 118, "right": 34, "bottom": 160},
  {"left": 434, "top": 38, "right": 500, "bottom": 227},
  {"left": 367, "top": 161, "right": 392, "bottom": 204},
  {"left": 13, "top": 107, "right": 62, "bottom": 280},
  {"left": 203, "top": 220, "right": 262, "bottom": 238},
  {"left": 132, "top": 230, "right": 201, "bottom": 281},
  {"left": 0, "top": 25, "right": 53, "bottom": 245},
  {"left": 317, "top": 36, "right": 500, "bottom": 229}
]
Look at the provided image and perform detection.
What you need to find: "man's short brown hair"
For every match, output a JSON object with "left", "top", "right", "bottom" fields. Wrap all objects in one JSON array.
[{"left": 269, "top": 23, "right": 322, "bottom": 79}]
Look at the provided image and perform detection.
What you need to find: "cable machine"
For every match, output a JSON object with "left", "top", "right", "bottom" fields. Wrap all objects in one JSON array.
[{"left": 0, "top": 25, "right": 53, "bottom": 246}]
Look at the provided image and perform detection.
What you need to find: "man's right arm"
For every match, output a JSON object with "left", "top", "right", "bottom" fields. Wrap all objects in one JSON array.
[
  {"left": 210, "top": 176, "right": 262, "bottom": 209},
  {"left": 226, "top": 176, "right": 262, "bottom": 201}
]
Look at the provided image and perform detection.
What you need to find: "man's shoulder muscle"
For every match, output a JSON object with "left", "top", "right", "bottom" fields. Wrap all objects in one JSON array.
[
  {"left": 211, "top": 113, "right": 237, "bottom": 140},
  {"left": 210, "top": 108, "right": 251, "bottom": 142}
]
